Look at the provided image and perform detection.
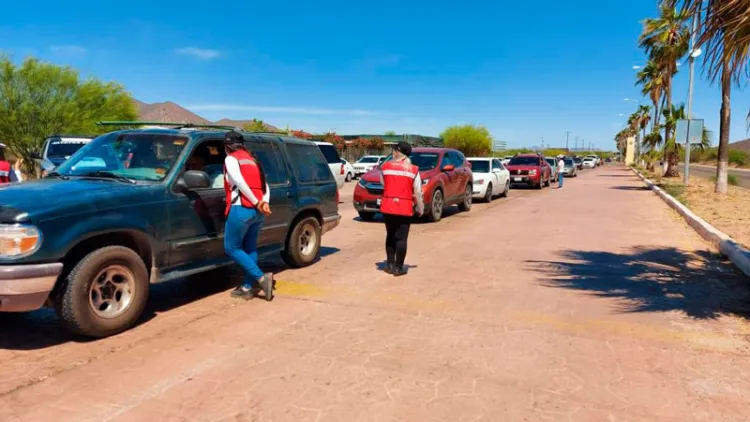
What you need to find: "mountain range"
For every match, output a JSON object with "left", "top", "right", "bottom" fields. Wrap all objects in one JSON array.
[{"left": 133, "top": 100, "right": 280, "bottom": 132}]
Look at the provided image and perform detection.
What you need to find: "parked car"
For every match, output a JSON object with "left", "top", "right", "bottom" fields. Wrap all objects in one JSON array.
[
  {"left": 544, "top": 157, "right": 560, "bottom": 183},
  {"left": 506, "top": 153, "right": 551, "bottom": 189},
  {"left": 341, "top": 159, "right": 355, "bottom": 182},
  {"left": 314, "top": 141, "right": 345, "bottom": 189},
  {"left": 573, "top": 157, "right": 584, "bottom": 169},
  {"left": 560, "top": 157, "right": 578, "bottom": 177},
  {"left": 352, "top": 155, "right": 385, "bottom": 178},
  {"left": 353, "top": 148, "right": 473, "bottom": 222},
  {"left": 0, "top": 128, "right": 341, "bottom": 338},
  {"left": 31, "top": 135, "right": 94, "bottom": 176},
  {"left": 468, "top": 157, "right": 510, "bottom": 202},
  {"left": 501, "top": 156, "right": 513, "bottom": 166},
  {"left": 586, "top": 155, "right": 601, "bottom": 167},
  {"left": 583, "top": 157, "right": 597, "bottom": 168}
]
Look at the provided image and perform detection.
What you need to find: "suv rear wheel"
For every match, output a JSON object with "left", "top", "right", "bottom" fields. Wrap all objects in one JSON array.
[
  {"left": 458, "top": 184, "right": 472, "bottom": 212},
  {"left": 57, "top": 246, "right": 149, "bottom": 338},
  {"left": 282, "top": 216, "right": 322, "bottom": 268},
  {"left": 427, "top": 189, "right": 444, "bottom": 222}
]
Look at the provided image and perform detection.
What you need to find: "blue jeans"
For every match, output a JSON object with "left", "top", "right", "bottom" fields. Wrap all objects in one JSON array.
[
  {"left": 224, "top": 206, "right": 265, "bottom": 288},
  {"left": 558, "top": 172, "right": 564, "bottom": 188}
]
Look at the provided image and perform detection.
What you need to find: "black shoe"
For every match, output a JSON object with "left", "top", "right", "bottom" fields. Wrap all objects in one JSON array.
[
  {"left": 384, "top": 263, "right": 394, "bottom": 274},
  {"left": 231, "top": 286, "right": 254, "bottom": 300},
  {"left": 259, "top": 273, "right": 274, "bottom": 301},
  {"left": 392, "top": 266, "right": 408, "bottom": 277}
]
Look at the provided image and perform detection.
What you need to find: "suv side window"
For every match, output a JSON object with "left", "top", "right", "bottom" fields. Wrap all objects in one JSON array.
[
  {"left": 441, "top": 152, "right": 454, "bottom": 168},
  {"left": 317, "top": 144, "right": 341, "bottom": 164},
  {"left": 286, "top": 143, "right": 333, "bottom": 183},
  {"left": 247, "top": 141, "right": 289, "bottom": 186}
]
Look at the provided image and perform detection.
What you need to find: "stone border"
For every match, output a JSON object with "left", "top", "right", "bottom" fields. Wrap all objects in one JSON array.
[{"left": 631, "top": 167, "right": 750, "bottom": 277}]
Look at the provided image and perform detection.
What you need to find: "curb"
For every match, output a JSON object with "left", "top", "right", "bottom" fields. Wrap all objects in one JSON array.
[{"left": 631, "top": 168, "right": 750, "bottom": 277}]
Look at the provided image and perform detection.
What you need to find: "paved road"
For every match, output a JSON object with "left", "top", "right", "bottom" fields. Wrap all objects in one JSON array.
[
  {"left": 687, "top": 164, "right": 750, "bottom": 189},
  {"left": 2, "top": 166, "right": 750, "bottom": 421}
]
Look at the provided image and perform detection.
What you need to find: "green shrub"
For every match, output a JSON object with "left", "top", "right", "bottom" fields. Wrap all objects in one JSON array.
[
  {"left": 709, "top": 174, "right": 739, "bottom": 186},
  {"left": 728, "top": 150, "right": 748, "bottom": 166}
]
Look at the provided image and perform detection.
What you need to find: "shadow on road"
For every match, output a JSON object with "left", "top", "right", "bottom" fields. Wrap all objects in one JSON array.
[
  {"left": 597, "top": 174, "right": 636, "bottom": 178},
  {"left": 609, "top": 186, "right": 651, "bottom": 191},
  {"left": 0, "top": 247, "right": 341, "bottom": 350},
  {"left": 527, "top": 246, "right": 750, "bottom": 320}
]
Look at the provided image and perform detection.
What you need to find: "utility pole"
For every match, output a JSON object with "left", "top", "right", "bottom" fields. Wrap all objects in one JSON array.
[
  {"left": 684, "top": 9, "right": 700, "bottom": 186},
  {"left": 566, "top": 131, "right": 571, "bottom": 151}
]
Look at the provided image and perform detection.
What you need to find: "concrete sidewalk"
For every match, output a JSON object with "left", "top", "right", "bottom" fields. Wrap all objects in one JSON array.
[{"left": 1, "top": 165, "right": 749, "bottom": 421}]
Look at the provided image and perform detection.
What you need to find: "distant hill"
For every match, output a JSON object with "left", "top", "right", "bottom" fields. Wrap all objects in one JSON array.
[
  {"left": 729, "top": 138, "right": 750, "bottom": 152},
  {"left": 134, "top": 100, "right": 280, "bottom": 131}
]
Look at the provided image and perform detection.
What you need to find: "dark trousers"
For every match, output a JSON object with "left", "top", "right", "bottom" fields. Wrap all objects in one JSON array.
[{"left": 383, "top": 214, "right": 411, "bottom": 267}]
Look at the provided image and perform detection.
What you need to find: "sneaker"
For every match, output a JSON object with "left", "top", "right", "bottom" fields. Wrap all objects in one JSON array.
[
  {"left": 384, "top": 262, "right": 394, "bottom": 274},
  {"left": 259, "top": 273, "right": 274, "bottom": 301},
  {"left": 392, "top": 266, "right": 408, "bottom": 277},
  {"left": 231, "top": 286, "right": 254, "bottom": 300}
]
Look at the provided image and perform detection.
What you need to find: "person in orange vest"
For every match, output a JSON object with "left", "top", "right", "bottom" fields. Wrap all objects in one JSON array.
[
  {"left": 223, "top": 131, "right": 274, "bottom": 300},
  {"left": 380, "top": 141, "right": 424, "bottom": 276}
]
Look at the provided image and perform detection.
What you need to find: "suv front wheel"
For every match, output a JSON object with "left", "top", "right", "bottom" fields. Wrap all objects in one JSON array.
[
  {"left": 283, "top": 216, "right": 322, "bottom": 268},
  {"left": 57, "top": 246, "right": 149, "bottom": 338}
]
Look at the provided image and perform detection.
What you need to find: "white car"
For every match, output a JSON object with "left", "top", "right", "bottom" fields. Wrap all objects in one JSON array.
[
  {"left": 586, "top": 155, "right": 601, "bottom": 167},
  {"left": 582, "top": 157, "right": 597, "bottom": 168},
  {"left": 468, "top": 157, "right": 510, "bottom": 202},
  {"left": 341, "top": 159, "right": 355, "bottom": 182},
  {"left": 353, "top": 155, "right": 385, "bottom": 178},
  {"left": 314, "top": 141, "right": 345, "bottom": 189}
]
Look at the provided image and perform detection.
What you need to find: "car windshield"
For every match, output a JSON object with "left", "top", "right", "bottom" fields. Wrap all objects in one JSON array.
[
  {"left": 358, "top": 157, "right": 379, "bottom": 164},
  {"left": 564, "top": 159, "right": 574, "bottom": 165},
  {"left": 545, "top": 158, "right": 556, "bottom": 166},
  {"left": 468, "top": 160, "right": 490, "bottom": 173},
  {"left": 55, "top": 132, "right": 188, "bottom": 181},
  {"left": 410, "top": 152, "right": 439, "bottom": 171},
  {"left": 509, "top": 156, "right": 539, "bottom": 166},
  {"left": 574, "top": 158, "right": 582, "bottom": 162},
  {"left": 47, "top": 138, "right": 91, "bottom": 158}
]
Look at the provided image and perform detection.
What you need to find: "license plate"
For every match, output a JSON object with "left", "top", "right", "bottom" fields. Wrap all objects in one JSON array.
[
  {"left": 376, "top": 198, "right": 381, "bottom": 205},
  {"left": 514, "top": 177, "right": 523, "bottom": 182}
]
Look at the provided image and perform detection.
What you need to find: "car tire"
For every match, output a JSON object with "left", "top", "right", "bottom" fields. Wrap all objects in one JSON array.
[
  {"left": 484, "top": 183, "right": 493, "bottom": 202},
  {"left": 358, "top": 211, "right": 376, "bottom": 221},
  {"left": 345, "top": 172, "right": 353, "bottom": 182},
  {"left": 56, "top": 246, "right": 149, "bottom": 338},
  {"left": 458, "top": 184, "right": 472, "bottom": 212},
  {"left": 427, "top": 189, "right": 444, "bottom": 222},
  {"left": 282, "top": 216, "right": 322, "bottom": 268},
  {"left": 501, "top": 180, "right": 510, "bottom": 197}
]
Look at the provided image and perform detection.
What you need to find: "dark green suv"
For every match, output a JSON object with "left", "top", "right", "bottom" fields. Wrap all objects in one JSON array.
[{"left": 0, "top": 128, "right": 340, "bottom": 337}]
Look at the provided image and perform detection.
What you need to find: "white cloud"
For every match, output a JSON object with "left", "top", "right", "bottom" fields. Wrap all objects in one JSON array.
[
  {"left": 49, "top": 45, "right": 87, "bottom": 55},
  {"left": 187, "top": 104, "right": 378, "bottom": 116},
  {"left": 174, "top": 47, "right": 221, "bottom": 60}
]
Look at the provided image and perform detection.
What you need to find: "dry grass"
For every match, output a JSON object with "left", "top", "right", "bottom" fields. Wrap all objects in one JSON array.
[{"left": 654, "top": 175, "right": 750, "bottom": 249}]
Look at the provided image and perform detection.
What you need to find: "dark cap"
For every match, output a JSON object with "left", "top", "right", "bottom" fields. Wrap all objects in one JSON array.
[
  {"left": 224, "top": 130, "right": 244, "bottom": 145},
  {"left": 393, "top": 141, "right": 412, "bottom": 156}
]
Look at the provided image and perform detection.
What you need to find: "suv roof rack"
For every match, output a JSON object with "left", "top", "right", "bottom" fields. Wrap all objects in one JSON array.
[{"left": 96, "top": 121, "right": 238, "bottom": 130}]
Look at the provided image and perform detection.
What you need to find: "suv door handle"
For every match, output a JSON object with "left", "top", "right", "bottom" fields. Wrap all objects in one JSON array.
[{"left": 286, "top": 191, "right": 294, "bottom": 197}]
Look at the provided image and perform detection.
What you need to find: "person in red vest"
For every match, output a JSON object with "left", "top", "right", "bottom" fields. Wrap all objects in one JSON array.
[
  {"left": 380, "top": 141, "right": 424, "bottom": 276},
  {"left": 223, "top": 131, "right": 274, "bottom": 300},
  {"left": 0, "top": 144, "right": 19, "bottom": 183}
]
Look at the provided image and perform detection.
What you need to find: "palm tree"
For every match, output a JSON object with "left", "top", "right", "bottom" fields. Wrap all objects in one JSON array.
[
  {"left": 636, "top": 60, "right": 665, "bottom": 131},
  {"left": 681, "top": 0, "right": 750, "bottom": 194},
  {"left": 639, "top": 4, "right": 691, "bottom": 176}
]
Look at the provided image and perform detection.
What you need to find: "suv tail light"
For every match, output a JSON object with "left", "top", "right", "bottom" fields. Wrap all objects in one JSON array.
[{"left": 340, "top": 164, "right": 345, "bottom": 175}]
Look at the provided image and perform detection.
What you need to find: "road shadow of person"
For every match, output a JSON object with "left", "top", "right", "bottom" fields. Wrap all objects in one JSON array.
[
  {"left": 526, "top": 246, "right": 750, "bottom": 320},
  {"left": 0, "top": 247, "right": 341, "bottom": 350},
  {"left": 375, "top": 261, "right": 419, "bottom": 272}
]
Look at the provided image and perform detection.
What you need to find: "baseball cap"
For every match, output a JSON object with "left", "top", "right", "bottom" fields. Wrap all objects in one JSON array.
[
  {"left": 224, "top": 130, "right": 244, "bottom": 145},
  {"left": 393, "top": 141, "right": 412, "bottom": 156}
]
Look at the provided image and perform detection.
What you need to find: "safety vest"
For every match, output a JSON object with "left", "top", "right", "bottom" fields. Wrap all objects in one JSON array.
[
  {"left": 0, "top": 161, "right": 10, "bottom": 183},
  {"left": 224, "top": 150, "right": 264, "bottom": 216},
  {"left": 381, "top": 160, "right": 418, "bottom": 216}
]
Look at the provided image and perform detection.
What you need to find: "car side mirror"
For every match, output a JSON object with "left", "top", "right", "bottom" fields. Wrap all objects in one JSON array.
[
  {"left": 176, "top": 170, "right": 210, "bottom": 193},
  {"left": 442, "top": 164, "right": 455, "bottom": 172},
  {"left": 30, "top": 151, "right": 42, "bottom": 160}
]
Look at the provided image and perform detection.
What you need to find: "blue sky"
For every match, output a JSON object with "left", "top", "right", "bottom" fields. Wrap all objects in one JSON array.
[{"left": 1, "top": 0, "right": 747, "bottom": 150}]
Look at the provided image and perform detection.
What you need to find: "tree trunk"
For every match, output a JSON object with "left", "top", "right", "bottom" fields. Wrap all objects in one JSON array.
[
  {"left": 663, "top": 73, "right": 676, "bottom": 177},
  {"left": 715, "top": 61, "right": 731, "bottom": 194}
]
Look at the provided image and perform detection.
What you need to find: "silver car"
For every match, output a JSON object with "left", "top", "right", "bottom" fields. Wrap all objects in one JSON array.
[{"left": 560, "top": 157, "right": 578, "bottom": 177}]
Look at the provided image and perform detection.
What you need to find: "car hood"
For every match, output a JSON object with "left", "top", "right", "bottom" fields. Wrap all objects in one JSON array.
[
  {"left": 362, "top": 167, "right": 436, "bottom": 182},
  {"left": 505, "top": 165, "right": 540, "bottom": 171},
  {"left": 0, "top": 178, "right": 153, "bottom": 223}
]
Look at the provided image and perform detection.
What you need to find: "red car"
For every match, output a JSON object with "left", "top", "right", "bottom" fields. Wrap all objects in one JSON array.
[
  {"left": 505, "top": 153, "right": 552, "bottom": 189},
  {"left": 353, "top": 147, "right": 473, "bottom": 222}
]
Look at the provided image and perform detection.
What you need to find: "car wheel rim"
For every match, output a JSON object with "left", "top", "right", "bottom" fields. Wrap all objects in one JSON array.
[
  {"left": 299, "top": 223, "right": 317, "bottom": 256},
  {"left": 433, "top": 192, "right": 443, "bottom": 219},
  {"left": 465, "top": 186, "right": 472, "bottom": 208},
  {"left": 89, "top": 265, "right": 135, "bottom": 319}
]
